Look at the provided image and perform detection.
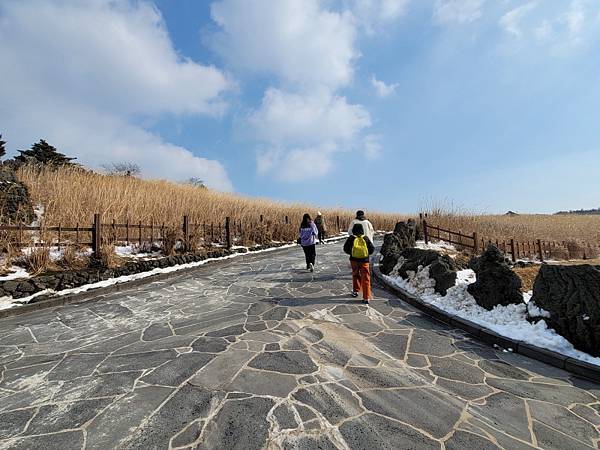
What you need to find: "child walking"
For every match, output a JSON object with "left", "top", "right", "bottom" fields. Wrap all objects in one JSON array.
[{"left": 343, "top": 223, "right": 375, "bottom": 304}]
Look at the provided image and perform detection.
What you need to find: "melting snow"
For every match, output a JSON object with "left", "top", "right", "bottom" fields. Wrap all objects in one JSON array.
[{"left": 382, "top": 265, "right": 600, "bottom": 366}]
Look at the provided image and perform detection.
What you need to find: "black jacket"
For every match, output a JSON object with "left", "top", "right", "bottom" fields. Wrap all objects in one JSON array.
[{"left": 343, "top": 235, "right": 375, "bottom": 263}]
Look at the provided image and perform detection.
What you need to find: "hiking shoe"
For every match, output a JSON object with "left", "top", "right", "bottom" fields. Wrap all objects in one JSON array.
[
  {"left": 362, "top": 299, "right": 370, "bottom": 305},
  {"left": 309, "top": 263, "right": 314, "bottom": 272},
  {"left": 351, "top": 291, "right": 359, "bottom": 298}
]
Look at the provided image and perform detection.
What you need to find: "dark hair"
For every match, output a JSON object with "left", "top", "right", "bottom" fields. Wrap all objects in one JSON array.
[
  {"left": 352, "top": 223, "right": 364, "bottom": 236},
  {"left": 356, "top": 210, "right": 365, "bottom": 219},
  {"left": 300, "top": 213, "right": 312, "bottom": 229}
]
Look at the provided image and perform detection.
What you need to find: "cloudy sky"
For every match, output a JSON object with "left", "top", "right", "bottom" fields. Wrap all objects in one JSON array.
[{"left": 1, "top": 0, "right": 599, "bottom": 213}]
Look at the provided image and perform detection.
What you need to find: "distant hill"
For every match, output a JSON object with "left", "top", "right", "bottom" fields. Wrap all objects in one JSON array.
[{"left": 555, "top": 208, "right": 600, "bottom": 215}]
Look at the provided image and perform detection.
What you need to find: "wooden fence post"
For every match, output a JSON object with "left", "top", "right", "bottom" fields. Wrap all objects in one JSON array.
[
  {"left": 537, "top": 239, "right": 544, "bottom": 262},
  {"left": 473, "top": 232, "right": 478, "bottom": 253},
  {"left": 510, "top": 239, "right": 516, "bottom": 262},
  {"left": 285, "top": 215, "right": 288, "bottom": 224},
  {"left": 92, "top": 213, "right": 101, "bottom": 257},
  {"left": 260, "top": 215, "right": 263, "bottom": 224},
  {"left": 182, "top": 215, "right": 190, "bottom": 251},
  {"left": 336, "top": 216, "right": 340, "bottom": 232},
  {"left": 423, "top": 220, "right": 429, "bottom": 245},
  {"left": 225, "top": 217, "right": 231, "bottom": 249}
]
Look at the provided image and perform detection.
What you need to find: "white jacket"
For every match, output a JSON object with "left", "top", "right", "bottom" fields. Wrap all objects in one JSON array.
[{"left": 348, "top": 219, "right": 375, "bottom": 242}]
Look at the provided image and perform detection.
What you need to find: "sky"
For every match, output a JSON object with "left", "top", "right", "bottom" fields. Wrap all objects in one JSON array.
[{"left": 1, "top": 0, "right": 599, "bottom": 214}]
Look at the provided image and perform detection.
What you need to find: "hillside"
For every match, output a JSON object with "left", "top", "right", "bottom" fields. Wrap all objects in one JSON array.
[{"left": 555, "top": 208, "right": 600, "bottom": 216}]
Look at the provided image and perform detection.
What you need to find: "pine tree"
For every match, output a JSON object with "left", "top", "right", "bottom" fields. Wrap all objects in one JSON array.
[
  {"left": 0, "top": 134, "right": 5, "bottom": 159},
  {"left": 14, "top": 139, "right": 77, "bottom": 167}
]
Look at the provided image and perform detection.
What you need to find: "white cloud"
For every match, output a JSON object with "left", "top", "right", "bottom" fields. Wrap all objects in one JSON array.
[
  {"left": 499, "top": 2, "right": 538, "bottom": 38},
  {"left": 210, "top": 0, "right": 357, "bottom": 89},
  {"left": 500, "top": 0, "right": 597, "bottom": 47},
  {"left": 0, "top": 0, "right": 233, "bottom": 190},
  {"left": 249, "top": 88, "right": 371, "bottom": 179},
  {"left": 562, "top": 0, "right": 586, "bottom": 41},
  {"left": 350, "top": 0, "right": 410, "bottom": 32},
  {"left": 210, "top": 0, "right": 376, "bottom": 181},
  {"left": 433, "top": 0, "right": 485, "bottom": 25},
  {"left": 364, "top": 135, "right": 383, "bottom": 160},
  {"left": 371, "top": 75, "right": 398, "bottom": 98},
  {"left": 249, "top": 88, "right": 370, "bottom": 146}
]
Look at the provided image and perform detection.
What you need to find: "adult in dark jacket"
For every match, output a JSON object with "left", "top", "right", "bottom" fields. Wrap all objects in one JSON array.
[
  {"left": 343, "top": 223, "right": 375, "bottom": 303},
  {"left": 314, "top": 211, "right": 327, "bottom": 244}
]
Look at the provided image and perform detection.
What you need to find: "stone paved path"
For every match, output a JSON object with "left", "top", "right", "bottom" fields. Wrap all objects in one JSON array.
[{"left": 1, "top": 243, "right": 599, "bottom": 449}]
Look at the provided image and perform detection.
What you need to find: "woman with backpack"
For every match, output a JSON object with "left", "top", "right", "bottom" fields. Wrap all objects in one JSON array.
[
  {"left": 343, "top": 223, "right": 375, "bottom": 303},
  {"left": 299, "top": 213, "right": 319, "bottom": 272}
]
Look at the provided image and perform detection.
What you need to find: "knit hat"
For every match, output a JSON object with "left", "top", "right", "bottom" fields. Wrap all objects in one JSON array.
[
  {"left": 317, "top": 211, "right": 322, "bottom": 216},
  {"left": 356, "top": 210, "right": 365, "bottom": 219}
]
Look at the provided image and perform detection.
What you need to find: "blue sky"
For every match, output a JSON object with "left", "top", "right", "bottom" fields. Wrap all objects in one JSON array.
[{"left": 1, "top": 0, "right": 599, "bottom": 214}]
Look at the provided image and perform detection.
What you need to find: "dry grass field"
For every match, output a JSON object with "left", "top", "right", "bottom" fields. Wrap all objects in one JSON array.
[
  {"left": 423, "top": 210, "right": 600, "bottom": 246},
  {"left": 16, "top": 166, "right": 406, "bottom": 232}
]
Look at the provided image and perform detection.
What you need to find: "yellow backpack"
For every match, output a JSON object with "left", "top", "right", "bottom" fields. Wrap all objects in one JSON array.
[{"left": 351, "top": 235, "right": 369, "bottom": 259}]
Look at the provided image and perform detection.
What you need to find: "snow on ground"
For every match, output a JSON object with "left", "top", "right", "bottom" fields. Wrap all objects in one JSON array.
[
  {"left": 0, "top": 234, "right": 350, "bottom": 312},
  {"left": 382, "top": 264, "right": 600, "bottom": 366},
  {"left": 415, "top": 240, "right": 458, "bottom": 253},
  {"left": 0, "top": 266, "right": 30, "bottom": 281}
]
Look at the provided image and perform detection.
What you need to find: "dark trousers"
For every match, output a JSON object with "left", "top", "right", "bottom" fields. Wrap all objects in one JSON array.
[
  {"left": 318, "top": 229, "right": 326, "bottom": 243},
  {"left": 302, "top": 244, "right": 316, "bottom": 267}
]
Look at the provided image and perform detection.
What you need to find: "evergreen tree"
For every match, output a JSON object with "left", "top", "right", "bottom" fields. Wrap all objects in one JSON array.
[
  {"left": 0, "top": 134, "right": 5, "bottom": 159},
  {"left": 14, "top": 139, "right": 77, "bottom": 167}
]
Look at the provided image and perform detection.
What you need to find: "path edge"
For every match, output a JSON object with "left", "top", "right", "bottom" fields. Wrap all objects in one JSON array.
[
  {"left": 372, "top": 262, "right": 600, "bottom": 383},
  {"left": 0, "top": 242, "right": 311, "bottom": 320}
]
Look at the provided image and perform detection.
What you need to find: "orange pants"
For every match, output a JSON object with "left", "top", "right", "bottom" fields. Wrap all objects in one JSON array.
[{"left": 351, "top": 261, "right": 371, "bottom": 300}]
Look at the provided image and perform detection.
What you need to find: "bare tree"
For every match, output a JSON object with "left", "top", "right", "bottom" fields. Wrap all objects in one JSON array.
[
  {"left": 184, "top": 177, "right": 207, "bottom": 188},
  {"left": 102, "top": 162, "right": 141, "bottom": 177}
]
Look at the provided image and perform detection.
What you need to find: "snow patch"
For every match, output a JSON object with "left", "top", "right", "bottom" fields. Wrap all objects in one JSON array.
[{"left": 382, "top": 265, "right": 600, "bottom": 366}]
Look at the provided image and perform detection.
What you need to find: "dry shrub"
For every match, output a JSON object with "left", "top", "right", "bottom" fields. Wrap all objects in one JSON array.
[
  {"left": 56, "top": 246, "right": 89, "bottom": 271},
  {"left": 583, "top": 244, "right": 599, "bottom": 260},
  {"left": 548, "top": 245, "right": 570, "bottom": 260},
  {"left": 21, "top": 247, "right": 53, "bottom": 275},
  {"left": 162, "top": 227, "right": 180, "bottom": 256},
  {"left": 97, "top": 245, "right": 122, "bottom": 269},
  {"left": 513, "top": 266, "right": 540, "bottom": 292}
]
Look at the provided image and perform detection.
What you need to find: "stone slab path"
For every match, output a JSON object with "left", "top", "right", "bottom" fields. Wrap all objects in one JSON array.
[{"left": 0, "top": 243, "right": 599, "bottom": 449}]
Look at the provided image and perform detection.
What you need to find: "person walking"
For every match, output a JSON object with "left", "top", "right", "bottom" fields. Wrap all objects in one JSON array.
[
  {"left": 299, "top": 213, "right": 318, "bottom": 272},
  {"left": 348, "top": 210, "right": 375, "bottom": 242},
  {"left": 314, "top": 211, "right": 327, "bottom": 244},
  {"left": 343, "top": 223, "right": 375, "bottom": 304}
]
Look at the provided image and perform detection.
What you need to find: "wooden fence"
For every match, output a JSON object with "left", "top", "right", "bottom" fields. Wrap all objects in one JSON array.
[
  {"left": 0, "top": 214, "right": 358, "bottom": 258},
  {"left": 422, "top": 219, "right": 597, "bottom": 262}
]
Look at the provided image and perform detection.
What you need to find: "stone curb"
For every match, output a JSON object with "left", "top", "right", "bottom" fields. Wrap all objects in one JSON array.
[{"left": 372, "top": 262, "right": 600, "bottom": 383}]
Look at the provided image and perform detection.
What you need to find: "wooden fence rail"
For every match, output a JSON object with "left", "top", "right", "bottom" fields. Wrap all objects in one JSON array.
[
  {"left": 0, "top": 213, "right": 363, "bottom": 259},
  {"left": 422, "top": 219, "right": 597, "bottom": 262}
]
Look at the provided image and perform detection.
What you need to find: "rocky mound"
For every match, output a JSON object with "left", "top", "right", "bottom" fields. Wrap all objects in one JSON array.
[
  {"left": 396, "top": 248, "right": 457, "bottom": 295},
  {"left": 0, "top": 165, "right": 34, "bottom": 223},
  {"left": 467, "top": 245, "right": 523, "bottom": 310},
  {"left": 529, "top": 264, "right": 600, "bottom": 357},
  {"left": 379, "top": 220, "right": 417, "bottom": 275}
]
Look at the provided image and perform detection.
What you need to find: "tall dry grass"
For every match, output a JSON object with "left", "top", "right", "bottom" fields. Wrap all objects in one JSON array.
[
  {"left": 423, "top": 204, "right": 600, "bottom": 245},
  {"left": 16, "top": 166, "right": 406, "bottom": 233}
]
